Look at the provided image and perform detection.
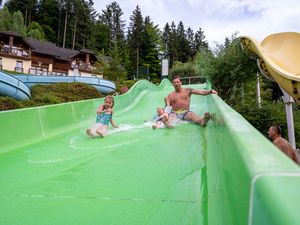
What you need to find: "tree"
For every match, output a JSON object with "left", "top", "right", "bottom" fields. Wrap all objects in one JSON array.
[
  {"left": 127, "top": 5, "right": 144, "bottom": 79},
  {"left": 0, "top": 7, "right": 26, "bottom": 35},
  {"left": 99, "top": 1, "right": 125, "bottom": 49},
  {"left": 168, "top": 21, "right": 178, "bottom": 67},
  {"left": 103, "top": 42, "right": 127, "bottom": 82},
  {"left": 4, "top": 0, "right": 38, "bottom": 26},
  {"left": 27, "top": 21, "right": 45, "bottom": 40},
  {"left": 194, "top": 27, "right": 209, "bottom": 53},
  {"left": 37, "top": 0, "right": 59, "bottom": 43},
  {"left": 141, "top": 16, "right": 160, "bottom": 80},
  {"left": 161, "top": 22, "right": 170, "bottom": 59},
  {"left": 198, "top": 34, "right": 257, "bottom": 105}
]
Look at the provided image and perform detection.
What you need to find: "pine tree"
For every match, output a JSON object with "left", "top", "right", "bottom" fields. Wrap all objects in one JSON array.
[
  {"left": 4, "top": 0, "right": 38, "bottom": 27},
  {"left": 141, "top": 16, "right": 160, "bottom": 80},
  {"left": 127, "top": 5, "right": 144, "bottom": 79},
  {"left": 194, "top": 27, "right": 209, "bottom": 53}
]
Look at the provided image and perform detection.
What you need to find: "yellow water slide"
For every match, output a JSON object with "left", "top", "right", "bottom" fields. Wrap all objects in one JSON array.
[{"left": 241, "top": 32, "right": 300, "bottom": 104}]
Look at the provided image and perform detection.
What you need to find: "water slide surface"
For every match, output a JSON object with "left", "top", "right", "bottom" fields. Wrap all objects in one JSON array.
[
  {"left": 1, "top": 79, "right": 300, "bottom": 225},
  {"left": 241, "top": 32, "right": 300, "bottom": 104},
  {"left": 14, "top": 74, "right": 116, "bottom": 94},
  {"left": 0, "top": 71, "right": 31, "bottom": 100},
  {"left": 0, "top": 71, "right": 116, "bottom": 100}
]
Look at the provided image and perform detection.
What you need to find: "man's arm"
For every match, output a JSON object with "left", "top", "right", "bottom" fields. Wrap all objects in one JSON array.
[
  {"left": 164, "top": 96, "right": 170, "bottom": 106},
  {"left": 190, "top": 88, "right": 218, "bottom": 95}
]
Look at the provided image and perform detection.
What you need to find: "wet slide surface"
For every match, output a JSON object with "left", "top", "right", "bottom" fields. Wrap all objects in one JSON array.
[{"left": 0, "top": 82, "right": 210, "bottom": 225}]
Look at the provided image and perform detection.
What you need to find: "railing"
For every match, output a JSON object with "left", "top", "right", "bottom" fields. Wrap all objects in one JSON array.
[
  {"left": 29, "top": 67, "right": 48, "bottom": 75},
  {"left": 180, "top": 76, "right": 206, "bottom": 85},
  {"left": 15, "top": 67, "right": 23, "bottom": 73},
  {"left": 70, "top": 62, "right": 93, "bottom": 71},
  {"left": 0, "top": 46, "right": 29, "bottom": 57}
]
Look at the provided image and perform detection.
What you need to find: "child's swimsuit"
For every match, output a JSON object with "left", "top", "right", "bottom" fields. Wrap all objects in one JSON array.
[{"left": 96, "top": 113, "right": 112, "bottom": 125}]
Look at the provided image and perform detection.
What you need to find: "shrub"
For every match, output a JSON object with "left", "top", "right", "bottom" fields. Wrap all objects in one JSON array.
[
  {"left": 0, "top": 97, "right": 21, "bottom": 111},
  {"left": 0, "top": 82, "right": 103, "bottom": 111},
  {"left": 115, "top": 80, "right": 136, "bottom": 93},
  {"left": 31, "top": 82, "right": 102, "bottom": 102}
]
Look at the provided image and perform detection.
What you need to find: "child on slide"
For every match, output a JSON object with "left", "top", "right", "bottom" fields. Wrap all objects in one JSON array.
[
  {"left": 152, "top": 106, "right": 172, "bottom": 129},
  {"left": 86, "top": 95, "right": 118, "bottom": 138}
]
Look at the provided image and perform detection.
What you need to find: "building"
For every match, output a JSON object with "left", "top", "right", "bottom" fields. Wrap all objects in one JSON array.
[{"left": 0, "top": 31, "right": 100, "bottom": 77}]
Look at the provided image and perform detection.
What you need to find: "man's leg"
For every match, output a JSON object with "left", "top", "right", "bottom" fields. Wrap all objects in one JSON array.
[{"left": 184, "top": 111, "right": 210, "bottom": 127}]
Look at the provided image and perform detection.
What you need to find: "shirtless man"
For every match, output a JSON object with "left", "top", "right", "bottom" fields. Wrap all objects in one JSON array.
[
  {"left": 268, "top": 125, "right": 298, "bottom": 163},
  {"left": 165, "top": 75, "right": 217, "bottom": 127}
]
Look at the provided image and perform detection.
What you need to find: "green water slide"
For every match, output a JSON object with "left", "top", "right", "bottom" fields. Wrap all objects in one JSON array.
[{"left": 1, "top": 79, "right": 300, "bottom": 225}]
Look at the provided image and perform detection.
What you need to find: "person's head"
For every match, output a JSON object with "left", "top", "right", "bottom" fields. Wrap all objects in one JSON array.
[
  {"left": 172, "top": 75, "right": 182, "bottom": 91},
  {"left": 104, "top": 95, "right": 114, "bottom": 109},
  {"left": 156, "top": 107, "right": 165, "bottom": 116},
  {"left": 268, "top": 125, "right": 282, "bottom": 140}
]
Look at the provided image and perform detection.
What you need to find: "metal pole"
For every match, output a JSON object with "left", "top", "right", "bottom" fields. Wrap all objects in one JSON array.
[
  {"left": 257, "top": 73, "right": 261, "bottom": 108},
  {"left": 280, "top": 87, "right": 296, "bottom": 149}
]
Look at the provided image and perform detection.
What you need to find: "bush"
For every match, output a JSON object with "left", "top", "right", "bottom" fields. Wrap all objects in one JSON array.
[
  {"left": 234, "top": 101, "right": 300, "bottom": 148},
  {"left": 0, "top": 97, "right": 21, "bottom": 111},
  {"left": 0, "top": 82, "right": 103, "bottom": 111},
  {"left": 31, "top": 82, "right": 102, "bottom": 102},
  {"left": 169, "top": 61, "right": 200, "bottom": 79},
  {"left": 115, "top": 80, "right": 136, "bottom": 93}
]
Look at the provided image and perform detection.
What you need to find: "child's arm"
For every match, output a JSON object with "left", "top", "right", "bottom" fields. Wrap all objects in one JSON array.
[
  {"left": 110, "top": 118, "right": 118, "bottom": 128},
  {"left": 96, "top": 105, "right": 104, "bottom": 114}
]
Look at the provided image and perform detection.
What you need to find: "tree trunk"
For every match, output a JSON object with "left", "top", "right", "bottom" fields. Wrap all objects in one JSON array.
[
  {"left": 57, "top": 7, "right": 61, "bottom": 46},
  {"left": 63, "top": 6, "right": 68, "bottom": 48},
  {"left": 72, "top": 13, "right": 77, "bottom": 50}
]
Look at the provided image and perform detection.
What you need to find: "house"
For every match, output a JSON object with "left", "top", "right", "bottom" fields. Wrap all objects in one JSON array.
[{"left": 0, "top": 31, "right": 101, "bottom": 77}]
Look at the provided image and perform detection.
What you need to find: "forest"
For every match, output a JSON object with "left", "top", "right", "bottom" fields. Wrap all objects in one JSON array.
[
  {"left": 1, "top": 0, "right": 300, "bottom": 147},
  {"left": 0, "top": 0, "right": 209, "bottom": 82}
]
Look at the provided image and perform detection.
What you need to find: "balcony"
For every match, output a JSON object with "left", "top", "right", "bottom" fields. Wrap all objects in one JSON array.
[
  {"left": 0, "top": 45, "right": 30, "bottom": 58},
  {"left": 29, "top": 67, "right": 48, "bottom": 75},
  {"left": 70, "top": 61, "right": 93, "bottom": 72}
]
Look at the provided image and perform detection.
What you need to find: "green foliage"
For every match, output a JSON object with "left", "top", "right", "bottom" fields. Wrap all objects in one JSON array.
[
  {"left": 103, "top": 43, "right": 127, "bottom": 82},
  {"left": 4, "top": 0, "right": 38, "bottom": 26},
  {"left": 115, "top": 80, "right": 136, "bottom": 93},
  {"left": 26, "top": 21, "right": 45, "bottom": 40},
  {"left": 235, "top": 102, "right": 286, "bottom": 135},
  {"left": 197, "top": 35, "right": 257, "bottom": 104},
  {"left": 0, "top": 82, "right": 102, "bottom": 111},
  {"left": 0, "top": 7, "right": 26, "bottom": 35},
  {"left": 234, "top": 101, "right": 300, "bottom": 148},
  {"left": 31, "top": 82, "right": 101, "bottom": 102},
  {"left": 170, "top": 61, "right": 200, "bottom": 79},
  {"left": 0, "top": 96, "right": 21, "bottom": 111}
]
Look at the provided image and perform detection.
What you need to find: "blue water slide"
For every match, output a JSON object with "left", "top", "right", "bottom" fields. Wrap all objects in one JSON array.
[
  {"left": 0, "top": 71, "right": 31, "bottom": 100},
  {"left": 14, "top": 74, "right": 116, "bottom": 94}
]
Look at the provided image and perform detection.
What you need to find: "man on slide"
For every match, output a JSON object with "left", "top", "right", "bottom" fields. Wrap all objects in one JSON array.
[{"left": 165, "top": 75, "right": 218, "bottom": 127}]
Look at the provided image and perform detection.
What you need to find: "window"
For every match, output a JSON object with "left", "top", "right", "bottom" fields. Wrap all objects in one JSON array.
[{"left": 15, "top": 61, "right": 23, "bottom": 73}]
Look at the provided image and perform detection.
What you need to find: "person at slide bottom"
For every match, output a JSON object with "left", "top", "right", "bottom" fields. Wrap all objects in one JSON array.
[
  {"left": 164, "top": 75, "right": 218, "bottom": 128},
  {"left": 86, "top": 95, "right": 118, "bottom": 138},
  {"left": 268, "top": 125, "right": 299, "bottom": 164}
]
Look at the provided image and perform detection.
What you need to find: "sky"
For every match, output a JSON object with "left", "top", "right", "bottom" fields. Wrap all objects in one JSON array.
[{"left": 93, "top": 0, "right": 300, "bottom": 48}]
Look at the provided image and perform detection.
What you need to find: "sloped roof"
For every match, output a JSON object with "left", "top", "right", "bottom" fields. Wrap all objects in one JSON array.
[
  {"left": 0, "top": 31, "right": 23, "bottom": 38},
  {"left": 0, "top": 31, "right": 97, "bottom": 61},
  {"left": 23, "top": 38, "right": 96, "bottom": 60}
]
